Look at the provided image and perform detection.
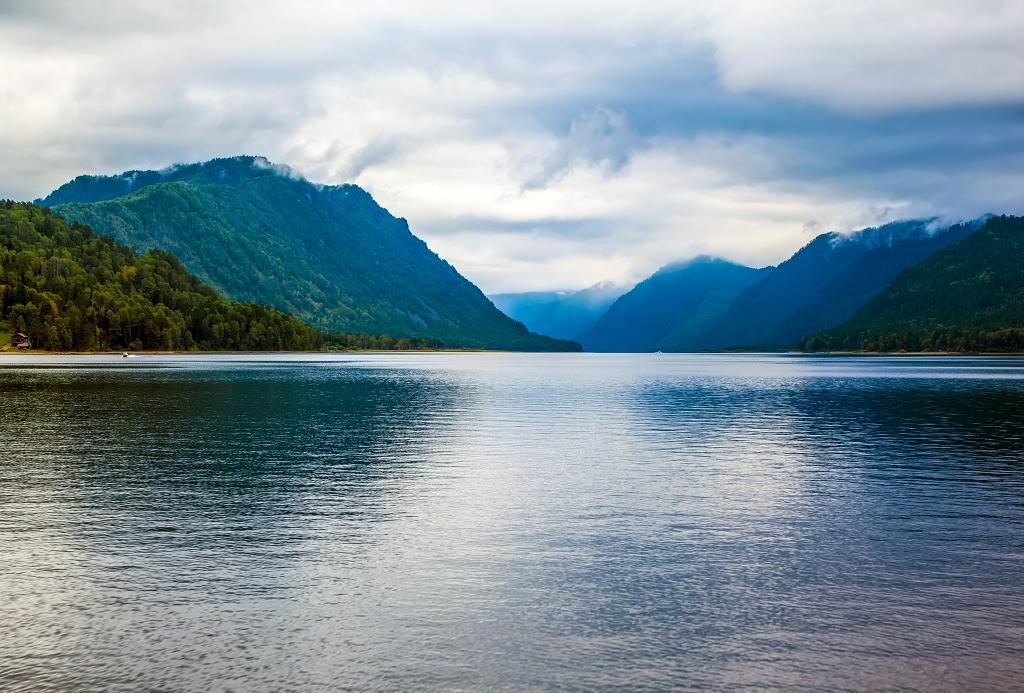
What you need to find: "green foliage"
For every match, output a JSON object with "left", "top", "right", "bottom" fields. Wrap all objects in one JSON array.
[
  {"left": 802, "top": 216, "right": 1024, "bottom": 352},
  {"left": 1, "top": 201, "right": 342, "bottom": 351},
  {"left": 324, "top": 332, "right": 443, "bottom": 351},
  {"left": 44, "top": 157, "right": 580, "bottom": 351}
]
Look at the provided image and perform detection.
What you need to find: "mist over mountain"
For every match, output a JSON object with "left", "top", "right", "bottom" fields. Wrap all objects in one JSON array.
[
  {"left": 768, "top": 218, "right": 986, "bottom": 345},
  {"left": 699, "top": 218, "right": 985, "bottom": 350},
  {"left": 40, "top": 156, "right": 579, "bottom": 351},
  {"left": 564, "top": 217, "right": 988, "bottom": 353},
  {"left": 804, "top": 215, "right": 1024, "bottom": 352},
  {"left": 579, "top": 257, "right": 768, "bottom": 352},
  {"left": 489, "top": 282, "right": 624, "bottom": 340}
]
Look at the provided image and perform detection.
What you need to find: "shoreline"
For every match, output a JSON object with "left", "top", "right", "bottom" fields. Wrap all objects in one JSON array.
[
  {"left": 789, "top": 350, "right": 1024, "bottom": 357},
  {"left": 0, "top": 348, "right": 498, "bottom": 356},
  {"left": 2, "top": 349, "right": 1023, "bottom": 357}
]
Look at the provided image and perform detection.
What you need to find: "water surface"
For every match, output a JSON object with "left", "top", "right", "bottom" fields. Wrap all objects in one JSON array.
[{"left": 1, "top": 353, "right": 1023, "bottom": 691}]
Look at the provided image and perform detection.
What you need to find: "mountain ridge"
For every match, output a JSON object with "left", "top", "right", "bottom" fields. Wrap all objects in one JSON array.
[
  {"left": 580, "top": 256, "right": 769, "bottom": 352},
  {"left": 699, "top": 218, "right": 985, "bottom": 350},
  {"left": 41, "top": 156, "right": 579, "bottom": 351},
  {"left": 802, "top": 215, "right": 1024, "bottom": 352}
]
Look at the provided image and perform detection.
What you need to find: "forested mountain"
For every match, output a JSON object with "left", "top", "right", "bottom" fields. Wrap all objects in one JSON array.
[
  {"left": 579, "top": 257, "right": 767, "bottom": 352},
  {"left": 0, "top": 202, "right": 450, "bottom": 352},
  {"left": 700, "top": 218, "right": 983, "bottom": 349},
  {"left": 769, "top": 220, "right": 982, "bottom": 345},
  {"left": 572, "top": 218, "right": 984, "bottom": 353},
  {"left": 41, "top": 156, "right": 578, "bottom": 351},
  {"left": 803, "top": 215, "right": 1024, "bottom": 352},
  {"left": 0, "top": 201, "right": 324, "bottom": 351},
  {"left": 489, "top": 282, "right": 623, "bottom": 340}
]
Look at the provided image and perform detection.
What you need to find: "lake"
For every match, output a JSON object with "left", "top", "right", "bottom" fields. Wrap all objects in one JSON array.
[{"left": 1, "top": 353, "right": 1023, "bottom": 691}]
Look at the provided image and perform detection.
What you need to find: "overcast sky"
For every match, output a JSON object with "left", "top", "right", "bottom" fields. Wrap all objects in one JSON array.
[{"left": 2, "top": 1, "right": 1023, "bottom": 292}]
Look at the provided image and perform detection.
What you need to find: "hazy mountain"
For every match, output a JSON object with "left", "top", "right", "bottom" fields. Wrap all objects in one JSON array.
[
  {"left": 39, "top": 156, "right": 578, "bottom": 351},
  {"left": 579, "top": 256, "right": 768, "bottom": 352},
  {"left": 702, "top": 218, "right": 985, "bottom": 349},
  {"left": 803, "top": 215, "right": 1024, "bottom": 352},
  {"left": 489, "top": 281, "right": 624, "bottom": 340}
]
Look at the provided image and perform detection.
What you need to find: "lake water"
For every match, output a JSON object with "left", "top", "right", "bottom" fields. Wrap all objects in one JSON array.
[{"left": 1, "top": 353, "right": 1023, "bottom": 691}]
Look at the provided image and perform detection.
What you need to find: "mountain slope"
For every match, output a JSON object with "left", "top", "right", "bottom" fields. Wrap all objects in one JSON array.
[
  {"left": 579, "top": 257, "right": 767, "bottom": 352},
  {"left": 0, "top": 201, "right": 324, "bottom": 351},
  {"left": 768, "top": 219, "right": 983, "bottom": 345},
  {"left": 702, "top": 218, "right": 981, "bottom": 349},
  {"left": 489, "top": 282, "right": 623, "bottom": 340},
  {"left": 40, "top": 156, "right": 578, "bottom": 351},
  {"left": 803, "top": 215, "right": 1024, "bottom": 352}
]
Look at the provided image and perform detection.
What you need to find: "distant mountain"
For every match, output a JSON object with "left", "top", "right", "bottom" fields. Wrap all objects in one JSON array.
[
  {"left": 489, "top": 282, "right": 624, "bottom": 340},
  {"left": 579, "top": 256, "right": 768, "bottom": 352},
  {"left": 39, "top": 156, "right": 579, "bottom": 351},
  {"left": 702, "top": 218, "right": 985, "bottom": 350},
  {"left": 803, "top": 215, "right": 1024, "bottom": 352}
]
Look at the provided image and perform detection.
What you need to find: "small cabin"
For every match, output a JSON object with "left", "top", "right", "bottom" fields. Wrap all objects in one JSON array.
[{"left": 11, "top": 332, "right": 30, "bottom": 350}]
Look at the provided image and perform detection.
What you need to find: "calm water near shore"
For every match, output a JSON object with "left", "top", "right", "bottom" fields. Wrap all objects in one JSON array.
[{"left": 1, "top": 353, "right": 1023, "bottom": 691}]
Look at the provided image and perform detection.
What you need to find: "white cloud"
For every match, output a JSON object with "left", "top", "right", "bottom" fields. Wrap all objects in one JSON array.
[
  {"left": 523, "top": 107, "right": 639, "bottom": 189},
  {"left": 706, "top": 0, "right": 1024, "bottom": 113},
  {"left": 1, "top": 1, "right": 1023, "bottom": 292}
]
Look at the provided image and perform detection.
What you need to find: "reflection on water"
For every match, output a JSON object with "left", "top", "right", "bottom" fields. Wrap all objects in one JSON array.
[{"left": 1, "top": 354, "right": 1023, "bottom": 691}]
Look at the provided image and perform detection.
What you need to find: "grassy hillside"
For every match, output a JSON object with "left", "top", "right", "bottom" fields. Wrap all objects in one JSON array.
[
  {"left": 43, "top": 157, "right": 579, "bottom": 351},
  {"left": 802, "top": 216, "right": 1024, "bottom": 352}
]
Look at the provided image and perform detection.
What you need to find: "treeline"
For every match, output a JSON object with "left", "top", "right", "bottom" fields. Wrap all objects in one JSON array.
[
  {"left": 802, "top": 327, "right": 1024, "bottom": 353},
  {"left": 325, "top": 332, "right": 443, "bottom": 351},
  {"left": 0, "top": 202, "right": 442, "bottom": 352}
]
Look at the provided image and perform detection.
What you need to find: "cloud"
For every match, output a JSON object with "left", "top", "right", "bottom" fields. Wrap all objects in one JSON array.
[
  {"left": 327, "top": 137, "right": 409, "bottom": 181},
  {"left": 523, "top": 107, "right": 639, "bottom": 189},
  {"left": 1, "top": 1, "right": 1023, "bottom": 292},
  {"left": 706, "top": 0, "right": 1024, "bottom": 114}
]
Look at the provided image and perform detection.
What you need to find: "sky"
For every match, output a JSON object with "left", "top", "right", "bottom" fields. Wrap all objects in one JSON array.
[{"left": 2, "top": 0, "right": 1024, "bottom": 293}]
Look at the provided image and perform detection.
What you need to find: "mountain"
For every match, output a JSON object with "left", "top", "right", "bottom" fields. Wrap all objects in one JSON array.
[
  {"left": 39, "top": 156, "right": 579, "bottom": 351},
  {"left": 769, "top": 219, "right": 984, "bottom": 345},
  {"left": 0, "top": 201, "right": 323, "bottom": 351},
  {"left": 489, "top": 282, "right": 624, "bottom": 340},
  {"left": 579, "top": 256, "right": 768, "bottom": 352},
  {"left": 701, "top": 218, "right": 984, "bottom": 350},
  {"left": 803, "top": 215, "right": 1024, "bottom": 352}
]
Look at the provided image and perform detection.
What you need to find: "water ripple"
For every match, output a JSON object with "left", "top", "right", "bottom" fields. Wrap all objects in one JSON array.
[{"left": 1, "top": 353, "right": 1023, "bottom": 691}]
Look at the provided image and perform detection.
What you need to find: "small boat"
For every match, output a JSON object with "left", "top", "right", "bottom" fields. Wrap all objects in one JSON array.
[{"left": 122, "top": 352, "right": 129, "bottom": 358}]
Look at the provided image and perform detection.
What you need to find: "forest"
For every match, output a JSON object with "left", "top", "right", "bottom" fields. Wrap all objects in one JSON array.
[{"left": 0, "top": 201, "right": 440, "bottom": 352}]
